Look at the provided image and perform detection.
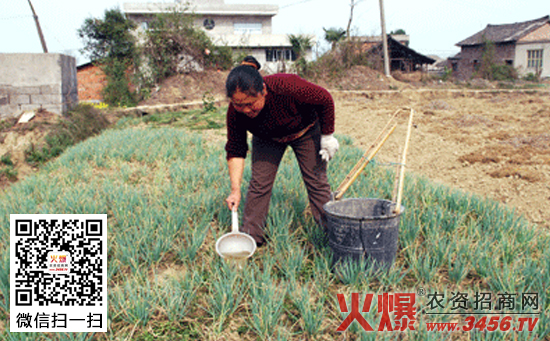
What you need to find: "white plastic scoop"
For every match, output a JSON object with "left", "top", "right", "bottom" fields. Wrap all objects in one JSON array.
[{"left": 215, "top": 209, "right": 256, "bottom": 268}]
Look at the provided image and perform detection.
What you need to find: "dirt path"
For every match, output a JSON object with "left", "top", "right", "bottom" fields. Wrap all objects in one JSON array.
[{"left": 332, "top": 89, "right": 550, "bottom": 231}]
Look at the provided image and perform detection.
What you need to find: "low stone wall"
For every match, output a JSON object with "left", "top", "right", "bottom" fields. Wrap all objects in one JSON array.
[{"left": 0, "top": 53, "right": 78, "bottom": 119}]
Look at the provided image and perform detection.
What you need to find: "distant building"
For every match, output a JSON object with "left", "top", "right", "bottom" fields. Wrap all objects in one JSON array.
[
  {"left": 123, "top": 0, "right": 312, "bottom": 73},
  {"left": 426, "top": 55, "right": 447, "bottom": 75},
  {"left": 363, "top": 36, "right": 435, "bottom": 72},
  {"left": 454, "top": 15, "right": 550, "bottom": 79},
  {"left": 357, "top": 34, "right": 410, "bottom": 51}
]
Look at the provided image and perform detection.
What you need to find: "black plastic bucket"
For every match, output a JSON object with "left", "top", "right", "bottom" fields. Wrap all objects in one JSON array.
[{"left": 323, "top": 198, "right": 404, "bottom": 271}]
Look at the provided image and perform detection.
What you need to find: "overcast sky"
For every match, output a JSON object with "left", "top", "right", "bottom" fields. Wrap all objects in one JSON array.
[{"left": 1, "top": 0, "right": 548, "bottom": 65}]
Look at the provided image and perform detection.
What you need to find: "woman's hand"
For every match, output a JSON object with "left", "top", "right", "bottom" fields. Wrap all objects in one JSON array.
[{"left": 226, "top": 190, "right": 241, "bottom": 210}]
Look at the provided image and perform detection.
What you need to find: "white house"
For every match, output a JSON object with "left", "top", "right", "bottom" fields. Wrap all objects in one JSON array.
[{"left": 123, "top": 0, "right": 313, "bottom": 73}]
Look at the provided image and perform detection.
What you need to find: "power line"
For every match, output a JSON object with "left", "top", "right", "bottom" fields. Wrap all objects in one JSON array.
[
  {"left": 280, "top": 0, "right": 316, "bottom": 9},
  {"left": 0, "top": 15, "right": 33, "bottom": 20}
]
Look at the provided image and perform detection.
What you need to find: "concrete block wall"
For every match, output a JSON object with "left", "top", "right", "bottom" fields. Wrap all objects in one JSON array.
[{"left": 0, "top": 53, "right": 78, "bottom": 119}]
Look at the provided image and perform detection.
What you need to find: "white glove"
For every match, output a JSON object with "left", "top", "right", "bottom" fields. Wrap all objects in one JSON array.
[{"left": 319, "top": 134, "right": 339, "bottom": 162}]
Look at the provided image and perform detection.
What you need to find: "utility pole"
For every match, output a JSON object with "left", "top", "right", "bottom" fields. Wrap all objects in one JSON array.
[
  {"left": 379, "top": 0, "right": 390, "bottom": 77},
  {"left": 27, "top": 0, "right": 48, "bottom": 53}
]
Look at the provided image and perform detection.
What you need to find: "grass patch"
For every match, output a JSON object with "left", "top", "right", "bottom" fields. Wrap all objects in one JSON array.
[
  {"left": 0, "top": 126, "right": 548, "bottom": 340},
  {"left": 0, "top": 117, "right": 17, "bottom": 132},
  {"left": 0, "top": 153, "right": 17, "bottom": 182},
  {"left": 24, "top": 104, "right": 110, "bottom": 166},
  {"left": 117, "top": 105, "right": 226, "bottom": 131}
]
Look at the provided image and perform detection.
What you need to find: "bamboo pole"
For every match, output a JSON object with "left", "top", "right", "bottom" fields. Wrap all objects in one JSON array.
[
  {"left": 393, "top": 108, "right": 414, "bottom": 214},
  {"left": 334, "top": 123, "right": 397, "bottom": 201},
  {"left": 391, "top": 145, "right": 402, "bottom": 201},
  {"left": 335, "top": 108, "right": 402, "bottom": 197}
]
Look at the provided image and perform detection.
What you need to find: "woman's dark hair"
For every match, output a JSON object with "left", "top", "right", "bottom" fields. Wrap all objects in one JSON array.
[{"left": 225, "top": 56, "right": 263, "bottom": 97}]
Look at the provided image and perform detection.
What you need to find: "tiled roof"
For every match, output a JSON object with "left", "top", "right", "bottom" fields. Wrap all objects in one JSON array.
[
  {"left": 368, "top": 36, "right": 436, "bottom": 65},
  {"left": 456, "top": 15, "right": 550, "bottom": 46}
]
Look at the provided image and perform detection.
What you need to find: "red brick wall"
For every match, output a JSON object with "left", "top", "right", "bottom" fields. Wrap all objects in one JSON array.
[
  {"left": 77, "top": 64, "right": 107, "bottom": 102},
  {"left": 456, "top": 43, "right": 516, "bottom": 79}
]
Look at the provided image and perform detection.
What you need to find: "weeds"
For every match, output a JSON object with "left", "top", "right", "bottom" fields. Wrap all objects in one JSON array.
[
  {"left": 1, "top": 154, "right": 13, "bottom": 166},
  {"left": 24, "top": 104, "right": 110, "bottom": 166},
  {"left": 0, "top": 153, "right": 18, "bottom": 182},
  {"left": 0, "top": 166, "right": 17, "bottom": 182}
]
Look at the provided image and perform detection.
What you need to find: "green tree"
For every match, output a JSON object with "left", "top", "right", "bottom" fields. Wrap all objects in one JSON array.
[
  {"left": 78, "top": 8, "right": 136, "bottom": 61},
  {"left": 78, "top": 8, "right": 138, "bottom": 107},
  {"left": 140, "top": 9, "right": 233, "bottom": 84},
  {"left": 288, "top": 34, "right": 313, "bottom": 76},
  {"left": 389, "top": 29, "right": 406, "bottom": 35},
  {"left": 323, "top": 27, "right": 346, "bottom": 50},
  {"left": 288, "top": 34, "right": 312, "bottom": 60}
]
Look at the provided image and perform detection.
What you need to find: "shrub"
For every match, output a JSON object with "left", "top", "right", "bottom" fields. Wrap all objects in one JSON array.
[
  {"left": 523, "top": 72, "right": 540, "bottom": 82},
  {"left": 139, "top": 8, "right": 233, "bottom": 84},
  {"left": 0, "top": 154, "right": 13, "bottom": 167},
  {"left": 490, "top": 64, "right": 517, "bottom": 81},
  {"left": 102, "top": 59, "right": 138, "bottom": 107}
]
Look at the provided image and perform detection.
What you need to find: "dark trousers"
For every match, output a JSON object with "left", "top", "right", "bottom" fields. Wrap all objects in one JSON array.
[{"left": 242, "top": 123, "right": 331, "bottom": 244}]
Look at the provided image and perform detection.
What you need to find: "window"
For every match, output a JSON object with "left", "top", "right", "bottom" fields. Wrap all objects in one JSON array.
[
  {"left": 451, "top": 62, "right": 458, "bottom": 72},
  {"left": 203, "top": 19, "right": 215, "bottom": 30},
  {"left": 234, "top": 23, "right": 262, "bottom": 34},
  {"left": 266, "top": 49, "right": 296, "bottom": 62},
  {"left": 527, "top": 49, "right": 543, "bottom": 69}
]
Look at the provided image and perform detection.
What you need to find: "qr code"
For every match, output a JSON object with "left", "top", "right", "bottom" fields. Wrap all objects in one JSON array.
[{"left": 10, "top": 214, "right": 107, "bottom": 333}]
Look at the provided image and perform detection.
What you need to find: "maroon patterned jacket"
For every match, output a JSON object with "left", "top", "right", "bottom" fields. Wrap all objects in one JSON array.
[{"left": 225, "top": 73, "right": 335, "bottom": 159}]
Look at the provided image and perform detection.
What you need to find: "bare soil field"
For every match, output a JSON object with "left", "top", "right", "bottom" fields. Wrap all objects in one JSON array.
[{"left": 333, "top": 89, "right": 550, "bottom": 231}]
